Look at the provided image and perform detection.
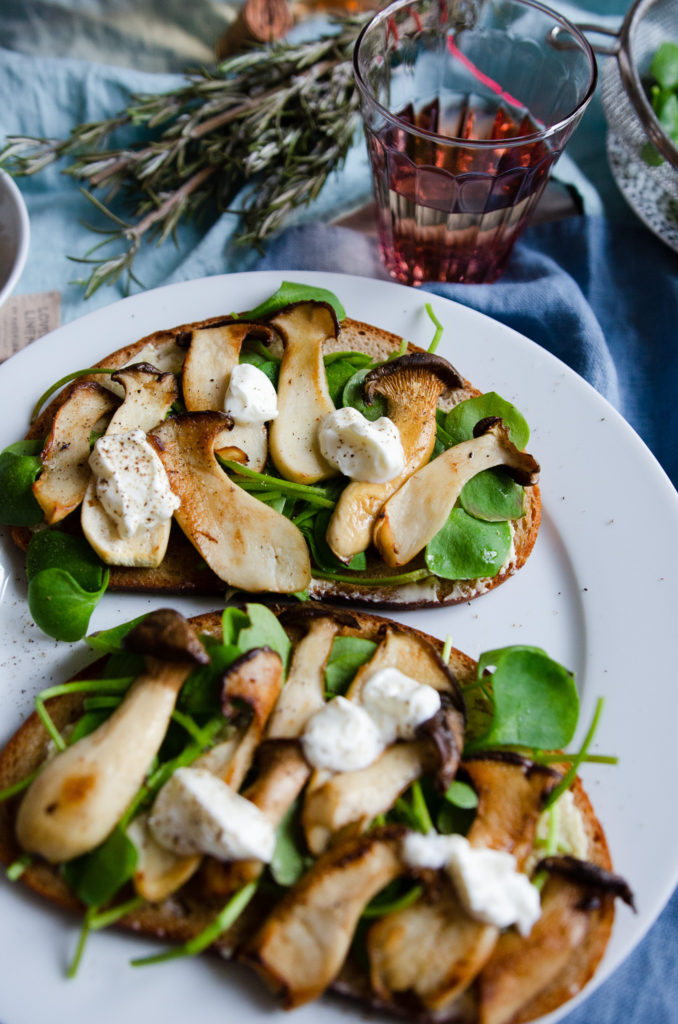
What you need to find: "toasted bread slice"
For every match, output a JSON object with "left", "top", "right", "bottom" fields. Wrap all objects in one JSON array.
[
  {"left": 11, "top": 304, "right": 540, "bottom": 609},
  {"left": 0, "top": 606, "right": 628, "bottom": 1024}
]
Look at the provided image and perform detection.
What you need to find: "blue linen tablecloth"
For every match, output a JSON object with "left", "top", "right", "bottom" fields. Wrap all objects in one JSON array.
[{"left": 0, "top": 1, "right": 677, "bottom": 1022}]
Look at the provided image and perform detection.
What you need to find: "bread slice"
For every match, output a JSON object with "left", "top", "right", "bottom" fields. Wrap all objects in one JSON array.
[
  {"left": 10, "top": 304, "right": 540, "bottom": 609},
  {"left": 0, "top": 606, "right": 628, "bottom": 1024}
]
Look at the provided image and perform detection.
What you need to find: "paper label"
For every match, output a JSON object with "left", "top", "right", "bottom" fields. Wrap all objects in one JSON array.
[{"left": 0, "top": 292, "right": 61, "bottom": 362}]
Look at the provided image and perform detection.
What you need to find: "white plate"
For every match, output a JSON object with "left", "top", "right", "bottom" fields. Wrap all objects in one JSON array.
[
  {"left": 0, "top": 170, "right": 30, "bottom": 307},
  {"left": 0, "top": 271, "right": 676, "bottom": 1024}
]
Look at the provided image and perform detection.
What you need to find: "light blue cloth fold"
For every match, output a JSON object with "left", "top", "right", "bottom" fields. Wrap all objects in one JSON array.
[{"left": 1, "top": 4, "right": 678, "bottom": 1022}]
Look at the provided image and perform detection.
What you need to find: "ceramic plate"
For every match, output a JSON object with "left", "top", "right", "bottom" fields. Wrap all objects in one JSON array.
[
  {"left": 0, "top": 271, "right": 676, "bottom": 1024},
  {"left": 0, "top": 170, "right": 30, "bottom": 307}
]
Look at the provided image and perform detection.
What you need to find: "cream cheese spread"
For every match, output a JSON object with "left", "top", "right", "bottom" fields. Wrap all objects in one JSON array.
[
  {"left": 149, "top": 767, "right": 276, "bottom": 862},
  {"left": 301, "top": 669, "right": 440, "bottom": 773},
  {"left": 224, "top": 363, "right": 278, "bottom": 425},
  {"left": 318, "top": 407, "right": 405, "bottom": 483},
  {"left": 301, "top": 696, "right": 383, "bottom": 773},
  {"left": 401, "top": 832, "right": 541, "bottom": 936},
  {"left": 89, "top": 428, "right": 179, "bottom": 538}
]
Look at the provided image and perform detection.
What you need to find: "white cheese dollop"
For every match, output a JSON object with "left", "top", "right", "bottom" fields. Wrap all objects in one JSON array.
[
  {"left": 301, "top": 696, "right": 383, "bottom": 773},
  {"left": 149, "top": 767, "right": 276, "bottom": 862},
  {"left": 89, "top": 428, "right": 179, "bottom": 538},
  {"left": 224, "top": 363, "right": 278, "bottom": 425},
  {"left": 318, "top": 407, "right": 405, "bottom": 483},
  {"left": 401, "top": 832, "right": 541, "bottom": 937},
  {"left": 361, "top": 668, "right": 441, "bottom": 744}
]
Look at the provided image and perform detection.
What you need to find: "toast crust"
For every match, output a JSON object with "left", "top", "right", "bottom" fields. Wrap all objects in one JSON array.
[{"left": 11, "top": 312, "right": 541, "bottom": 608}]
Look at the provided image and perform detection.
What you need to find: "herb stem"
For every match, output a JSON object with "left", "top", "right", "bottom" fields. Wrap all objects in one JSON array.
[
  {"left": 542, "top": 698, "right": 606, "bottom": 810},
  {"left": 130, "top": 881, "right": 258, "bottom": 966}
]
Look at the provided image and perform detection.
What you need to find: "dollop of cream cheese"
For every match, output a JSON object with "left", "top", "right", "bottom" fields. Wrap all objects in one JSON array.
[
  {"left": 301, "top": 669, "right": 440, "bottom": 773},
  {"left": 361, "top": 667, "right": 441, "bottom": 744},
  {"left": 224, "top": 363, "right": 278, "bottom": 425},
  {"left": 89, "top": 428, "right": 179, "bottom": 538},
  {"left": 401, "top": 832, "right": 541, "bottom": 937},
  {"left": 318, "top": 407, "right": 405, "bottom": 483},
  {"left": 301, "top": 696, "right": 383, "bottom": 773},
  {"left": 149, "top": 767, "right": 276, "bottom": 862}
]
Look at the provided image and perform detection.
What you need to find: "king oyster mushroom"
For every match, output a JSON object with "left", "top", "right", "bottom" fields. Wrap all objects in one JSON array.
[
  {"left": 133, "top": 646, "right": 283, "bottom": 903},
  {"left": 32, "top": 381, "right": 119, "bottom": 524},
  {"left": 302, "top": 626, "right": 465, "bottom": 855},
  {"left": 267, "top": 301, "right": 339, "bottom": 484},
  {"left": 373, "top": 417, "right": 540, "bottom": 568},
  {"left": 15, "top": 610, "right": 208, "bottom": 863},
  {"left": 477, "top": 858, "right": 634, "bottom": 1024},
  {"left": 325, "top": 353, "right": 464, "bottom": 563},
  {"left": 181, "top": 321, "right": 278, "bottom": 473},
  {"left": 241, "top": 825, "right": 406, "bottom": 1008},
  {"left": 366, "top": 754, "right": 560, "bottom": 1012},
  {"left": 147, "top": 411, "right": 311, "bottom": 593},
  {"left": 81, "top": 363, "right": 180, "bottom": 567}
]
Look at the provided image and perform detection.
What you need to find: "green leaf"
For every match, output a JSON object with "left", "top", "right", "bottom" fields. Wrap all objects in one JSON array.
[
  {"left": 657, "top": 92, "right": 678, "bottom": 142},
  {"left": 222, "top": 606, "right": 251, "bottom": 645},
  {"left": 178, "top": 639, "right": 241, "bottom": 715},
  {"left": 342, "top": 367, "right": 387, "bottom": 421},
  {"left": 86, "top": 614, "right": 149, "bottom": 653},
  {"left": 325, "top": 636, "right": 377, "bottom": 696},
  {"left": 239, "top": 281, "right": 346, "bottom": 322},
  {"left": 650, "top": 41, "right": 678, "bottom": 91},
  {"left": 473, "top": 647, "right": 579, "bottom": 750},
  {"left": 239, "top": 349, "right": 279, "bottom": 387},
  {"left": 0, "top": 440, "right": 44, "bottom": 526},
  {"left": 325, "top": 356, "right": 366, "bottom": 406},
  {"left": 26, "top": 532, "right": 109, "bottom": 641},
  {"left": 238, "top": 603, "right": 291, "bottom": 671},
  {"left": 443, "top": 393, "right": 530, "bottom": 449},
  {"left": 460, "top": 468, "right": 525, "bottom": 522},
  {"left": 444, "top": 780, "right": 479, "bottom": 809},
  {"left": 62, "top": 826, "right": 138, "bottom": 907},
  {"left": 28, "top": 567, "right": 109, "bottom": 642},
  {"left": 270, "top": 800, "right": 311, "bottom": 886},
  {"left": 425, "top": 508, "right": 512, "bottom": 580}
]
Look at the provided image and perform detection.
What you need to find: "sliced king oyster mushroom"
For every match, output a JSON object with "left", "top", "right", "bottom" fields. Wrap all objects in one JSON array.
[
  {"left": 366, "top": 753, "right": 561, "bottom": 1012},
  {"left": 373, "top": 418, "right": 540, "bottom": 568},
  {"left": 15, "top": 610, "right": 208, "bottom": 863},
  {"left": 325, "top": 353, "right": 464, "bottom": 563},
  {"left": 32, "top": 381, "right": 119, "bottom": 525},
  {"left": 182, "top": 321, "right": 277, "bottom": 473},
  {"left": 81, "top": 364, "right": 180, "bottom": 567},
  {"left": 147, "top": 411, "right": 311, "bottom": 593},
  {"left": 133, "top": 646, "right": 283, "bottom": 903},
  {"left": 242, "top": 825, "right": 406, "bottom": 1008},
  {"left": 267, "top": 302, "right": 339, "bottom": 484}
]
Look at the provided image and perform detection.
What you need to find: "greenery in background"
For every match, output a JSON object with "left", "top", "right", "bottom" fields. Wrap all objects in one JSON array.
[
  {"left": 0, "top": 15, "right": 370, "bottom": 297},
  {"left": 644, "top": 41, "right": 678, "bottom": 165}
]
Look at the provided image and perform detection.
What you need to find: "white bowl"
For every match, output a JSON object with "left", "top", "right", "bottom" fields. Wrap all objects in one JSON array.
[{"left": 0, "top": 169, "right": 30, "bottom": 307}]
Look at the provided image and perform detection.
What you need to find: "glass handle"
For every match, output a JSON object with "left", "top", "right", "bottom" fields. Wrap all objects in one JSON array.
[{"left": 574, "top": 23, "right": 621, "bottom": 58}]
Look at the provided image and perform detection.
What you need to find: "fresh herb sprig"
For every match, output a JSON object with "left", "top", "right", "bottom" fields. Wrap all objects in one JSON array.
[{"left": 0, "top": 16, "right": 369, "bottom": 297}]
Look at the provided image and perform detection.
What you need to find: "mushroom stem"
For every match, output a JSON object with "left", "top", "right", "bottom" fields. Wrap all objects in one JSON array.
[
  {"left": 325, "top": 355, "right": 459, "bottom": 562},
  {"left": 15, "top": 611, "right": 207, "bottom": 863}
]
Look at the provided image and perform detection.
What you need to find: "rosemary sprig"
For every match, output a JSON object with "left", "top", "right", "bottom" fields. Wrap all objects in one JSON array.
[{"left": 0, "top": 15, "right": 369, "bottom": 298}]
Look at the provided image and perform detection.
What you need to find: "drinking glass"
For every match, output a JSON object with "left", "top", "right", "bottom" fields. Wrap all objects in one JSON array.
[{"left": 353, "top": 0, "right": 597, "bottom": 285}]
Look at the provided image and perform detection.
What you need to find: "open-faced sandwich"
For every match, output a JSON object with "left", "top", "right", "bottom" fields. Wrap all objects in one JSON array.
[
  {"left": 0, "top": 603, "right": 633, "bottom": 1023},
  {"left": 0, "top": 282, "right": 540, "bottom": 640}
]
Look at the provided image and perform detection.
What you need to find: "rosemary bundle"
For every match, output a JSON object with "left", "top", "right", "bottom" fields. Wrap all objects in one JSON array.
[{"left": 0, "top": 14, "right": 369, "bottom": 297}]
